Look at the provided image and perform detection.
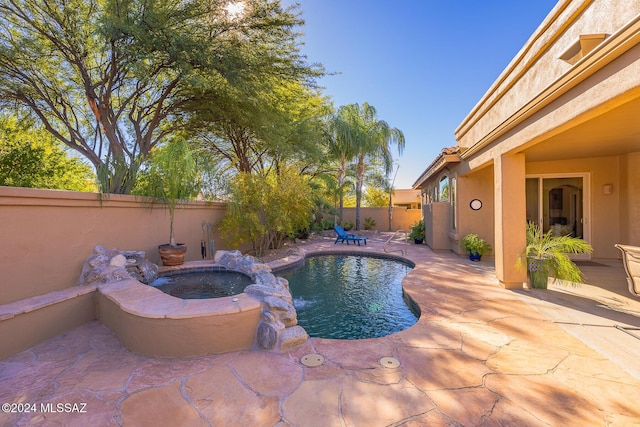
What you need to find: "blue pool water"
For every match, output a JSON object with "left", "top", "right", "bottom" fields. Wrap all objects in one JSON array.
[
  {"left": 280, "top": 255, "right": 418, "bottom": 340},
  {"left": 150, "top": 268, "right": 253, "bottom": 299}
]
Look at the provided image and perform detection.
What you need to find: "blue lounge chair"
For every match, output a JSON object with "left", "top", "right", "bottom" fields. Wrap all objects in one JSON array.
[{"left": 334, "top": 225, "right": 367, "bottom": 246}]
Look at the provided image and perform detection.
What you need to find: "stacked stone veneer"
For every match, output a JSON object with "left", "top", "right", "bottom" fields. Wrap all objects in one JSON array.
[{"left": 214, "top": 250, "right": 308, "bottom": 351}]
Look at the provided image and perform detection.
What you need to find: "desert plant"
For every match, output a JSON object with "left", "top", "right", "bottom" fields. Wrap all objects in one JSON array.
[
  {"left": 516, "top": 222, "right": 593, "bottom": 287},
  {"left": 461, "top": 233, "right": 492, "bottom": 257},
  {"left": 409, "top": 220, "right": 425, "bottom": 242},
  {"left": 364, "top": 217, "right": 376, "bottom": 230}
]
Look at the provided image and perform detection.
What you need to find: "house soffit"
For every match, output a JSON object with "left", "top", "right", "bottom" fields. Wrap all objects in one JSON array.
[{"left": 460, "top": 13, "right": 640, "bottom": 162}]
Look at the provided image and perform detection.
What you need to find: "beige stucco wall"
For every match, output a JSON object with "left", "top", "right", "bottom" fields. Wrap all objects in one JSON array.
[
  {"left": 340, "top": 207, "right": 422, "bottom": 232},
  {"left": 454, "top": 166, "right": 495, "bottom": 255},
  {"left": 97, "top": 282, "right": 262, "bottom": 357},
  {"left": 0, "top": 187, "right": 227, "bottom": 305},
  {"left": 0, "top": 291, "right": 96, "bottom": 359},
  {"left": 423, "top": 202, "right": 450, "bottom": 250}
]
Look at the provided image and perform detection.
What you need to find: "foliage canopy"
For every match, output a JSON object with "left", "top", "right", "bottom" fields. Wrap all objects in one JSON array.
[
  {"left": 0, "top": 0, "right": 322, "bottom": 193},
  {"left": 0, "top": 117, "right": 95, "bottom": 191}
]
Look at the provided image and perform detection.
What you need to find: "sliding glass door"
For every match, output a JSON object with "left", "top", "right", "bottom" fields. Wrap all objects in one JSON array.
[{"left": 526, "top": 174, "right": 590, "bottom": 257}]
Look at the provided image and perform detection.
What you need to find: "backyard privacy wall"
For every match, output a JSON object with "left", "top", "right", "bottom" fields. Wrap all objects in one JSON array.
[
  {"left": 340, "top": 207, "right": 422, "bottom": 232},
  {"left": 0, "top": 187, "right": 227, "bottom": 305},
  {"left": 0, "top": 187, "right": 422, "bottom": 305}
]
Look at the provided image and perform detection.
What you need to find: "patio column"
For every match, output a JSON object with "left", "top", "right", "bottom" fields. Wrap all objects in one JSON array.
[{"left": 494, "top": 153, "right": 527, "bottom": 288}]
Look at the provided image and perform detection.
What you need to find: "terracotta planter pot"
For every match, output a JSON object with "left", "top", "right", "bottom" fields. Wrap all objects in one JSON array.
[{"left": 158, "top": 243, "right": 187, "bottom": 266}]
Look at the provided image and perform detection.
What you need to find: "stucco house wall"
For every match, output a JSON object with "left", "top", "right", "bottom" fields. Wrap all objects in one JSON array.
[
  {"left": 423, "top": 202, "right": 450, "bottom": 250},
  {"left": 455, "top": 166, "right": 495, "bottom": 255}
]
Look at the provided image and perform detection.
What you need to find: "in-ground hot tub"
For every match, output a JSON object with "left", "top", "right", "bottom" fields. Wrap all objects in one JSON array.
[
  {"left": 96, "top": 250, "right": 307, "bottom": 357},
  {"left": 150, "top": 267, "right": 254, "bottom": 299},
  {"left": 97, "top": 275, "right": 263, "bottom": 357}
]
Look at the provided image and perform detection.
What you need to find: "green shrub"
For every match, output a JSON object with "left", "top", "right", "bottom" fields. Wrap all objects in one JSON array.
[
  {"left": 409, "top": 220, "right": 425, "bottom": 241},
  {"left": 220, "top": 169, "right": 314, "bottom": 256},
  {"left": 461, "top": 233, "right": 491, "bottom": 255}
]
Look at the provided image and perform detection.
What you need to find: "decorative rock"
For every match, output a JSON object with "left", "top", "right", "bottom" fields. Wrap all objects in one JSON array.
[
  {"left": 109, "top": 254, "right": 127, "bottom": 267},
  {"left": 263, "top": 295, "right": 293, "bottom": 312},
  {"left": 280, "top": 326, "right": 309, "bottom": 351},
  {"left": 78, "top": 246, "right": 158, "bottom": 285},
  {"left": 257, "top": 322, "right": 280, "bottom": 349},
  {"left": 215, "top": 251, "right": 308, "bottom": 351},
  {"left": 127, "top": 259, "right": 159, "bottom": 284},
  {"left": 280, "top": 307, "right": 298, "bottom": 328},
  {"left": 254, "top": 271, "right": 278, "bottom": 287}
]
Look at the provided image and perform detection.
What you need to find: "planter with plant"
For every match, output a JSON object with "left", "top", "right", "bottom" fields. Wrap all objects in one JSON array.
[
  {"left": 364, "top": 216, "right": 376, "bottom": 231},
  {"left": 461, "top": 233, "right": 491, "bottom": 261},
  {"left": 409, "top": 220, "right": 425, "bottom": 244},
  {"left": 516, "top": 222, "right": 593, "bottom": 289},
  {"left": 137, "top": 138, "right": 201, "bottom": 266}
]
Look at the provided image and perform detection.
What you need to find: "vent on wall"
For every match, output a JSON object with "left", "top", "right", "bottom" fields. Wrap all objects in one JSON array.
[{"left": 559, "top": 33, "right": 608, "bottom": 65}]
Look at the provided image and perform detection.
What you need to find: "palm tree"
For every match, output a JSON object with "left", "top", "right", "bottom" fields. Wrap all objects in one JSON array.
[
  {"left": 326, "top": 123, "right": 355, "bottom": 223},
  {"left": 331, "top": 103, "right": 404, "bottom": 230}
]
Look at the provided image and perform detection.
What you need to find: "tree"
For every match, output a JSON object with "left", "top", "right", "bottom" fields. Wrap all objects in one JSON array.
[
  {"left": 132, "top": 137, "right": 202, "bottom": 246},
  {"left": 193, "top": 78, "right": 330, "bottom": 177},
  {"left": 0, "top": 116, "right": 95, "bottom": 191},
  {"left": 0, "top": 0, "right": 320, "bottom": 193},
  {"left": 364, "top": 187, "right": 388, "bottom": 207},
  {"left": 332, "top": 103, "right": 404, "bottom": 230}
]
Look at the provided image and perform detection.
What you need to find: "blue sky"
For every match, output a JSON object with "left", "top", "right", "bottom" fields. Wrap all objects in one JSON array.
[{"left": 281, "top": 0, "right": 559, "bottom": 188}]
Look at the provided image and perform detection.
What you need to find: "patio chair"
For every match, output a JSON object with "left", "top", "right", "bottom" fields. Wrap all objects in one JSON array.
[
  {"left": 334, "top": 225, "right": 367, "bottom": 246},
  {"left": 615, "top": 244, "right": 640, "bottom": 297}
]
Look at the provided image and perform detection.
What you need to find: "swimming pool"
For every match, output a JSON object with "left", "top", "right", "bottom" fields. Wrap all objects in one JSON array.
[
  {"left": 280, "top": 254, "right": 418, "bottom": 339},
  {"left": 150, "top": 267, "right": 253, "bottom": 299}
]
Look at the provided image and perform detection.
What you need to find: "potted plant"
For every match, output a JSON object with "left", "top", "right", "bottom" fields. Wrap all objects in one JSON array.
[
  {"left": 516, "top": 222, "right": 593, "bottom": 289},
  {"left": 461, "top": 233, "right": 491, "bottom": 261},
  {"left": 137, "top": 137, "right": 201, "bottom": 266},
  {"left": 409, "top": 220, "right": 425, "bottom": 244}
]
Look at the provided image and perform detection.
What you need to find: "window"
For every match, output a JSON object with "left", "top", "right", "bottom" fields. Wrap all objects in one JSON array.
[
  {"left": 450, "top": 176, "right": 456, "bottom": 230},
  {"left": 438, "top": 176, "right": 449, "bottom": 202}
]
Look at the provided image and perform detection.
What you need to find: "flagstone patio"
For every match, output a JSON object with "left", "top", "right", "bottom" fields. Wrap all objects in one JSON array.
[{"left": 1, "top": 235, "right": 640, "bottom": 426}]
